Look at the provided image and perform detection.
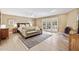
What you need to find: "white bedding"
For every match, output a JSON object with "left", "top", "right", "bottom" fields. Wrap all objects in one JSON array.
[
  {"left": 18, "top": 26, "right": 26, "bottom": 37},
  {"left": 18, "top": 26, "right": 41, "bottom": 37}
]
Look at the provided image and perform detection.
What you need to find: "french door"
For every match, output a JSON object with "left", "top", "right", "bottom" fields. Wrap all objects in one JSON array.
[{"left": 42, "top": 17, "right": 58, "bottom": 32}]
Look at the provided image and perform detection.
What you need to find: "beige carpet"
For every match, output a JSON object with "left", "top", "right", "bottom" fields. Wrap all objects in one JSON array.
[{"left": 19, "top": 32, "right": 52, "bottom": 49}]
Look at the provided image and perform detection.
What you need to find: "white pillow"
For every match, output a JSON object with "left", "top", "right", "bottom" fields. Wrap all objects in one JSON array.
[{"left": 20, "top": 24, "right": 25, "bottom": 28}]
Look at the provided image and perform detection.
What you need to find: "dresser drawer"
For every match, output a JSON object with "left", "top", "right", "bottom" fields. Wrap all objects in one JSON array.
[
  {"left": 0, "top": 29, "right": 1, "bottom": 40},
  {"left": 0, "top": 28, "right": 9, "bottom": 39}
]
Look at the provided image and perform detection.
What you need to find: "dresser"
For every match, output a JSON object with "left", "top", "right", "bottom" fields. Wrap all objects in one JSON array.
[
  {"left": 0, "top": 28, "right": 9, "bottom": 40},
  {"left": 69, "top": 34, "right": 79, "bottom": 51}
]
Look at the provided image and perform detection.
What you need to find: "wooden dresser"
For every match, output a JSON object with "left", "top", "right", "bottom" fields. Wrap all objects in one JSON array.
[
  {"left": 69, "top": 34, "right": 79, "bottom": 51},
  {"left": 0, "top": 28, "right": 9, "bottom": 40}
]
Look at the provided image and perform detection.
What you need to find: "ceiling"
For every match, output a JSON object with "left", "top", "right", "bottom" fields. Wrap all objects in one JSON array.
[{"left": 0, "top": 8, "right": 73, "bottom": 18}]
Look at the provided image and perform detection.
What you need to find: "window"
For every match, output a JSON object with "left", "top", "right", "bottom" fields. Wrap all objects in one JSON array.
[
  {"left": 43, "top": 22, "right": 46, "bottom": 29},
  {"left": 42, "top": 17, "right": 58, "bottom": 32},
  {"left": 47, "top": 22, "right": 51, "bottom": 29}
]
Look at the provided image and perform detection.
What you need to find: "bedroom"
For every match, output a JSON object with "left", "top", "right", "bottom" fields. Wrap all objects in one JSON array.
[{"left": 0, "top": 8, "right": 79, "bottom": 51}]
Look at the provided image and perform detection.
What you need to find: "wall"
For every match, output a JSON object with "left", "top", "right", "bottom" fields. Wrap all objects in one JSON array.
[
  {"left": 1, "top": 14, "right": 34, "bottom": 29},
  {"left": 67, "top": 9, "right": 78, "bottom": 32},
  {"left": 34, "top": 14, "right": 67, "bottom": 32},
  {"left": 35, "top": 18, "right": 42, "bottom": 29},
  {"left": 34, "top": 9, "right": 78, "bottom": 32},
  {"left": 32, "top": 18, "right": 37, "bottom": 26},
  {"left": 0, "top": 12, "right": 1, "bottom": 24},
  {"left": 1, "top": 9, "right": 78, "bottom": 33},
  {"left": 58, "top": 14, "right": 67, "bottom": 32}
]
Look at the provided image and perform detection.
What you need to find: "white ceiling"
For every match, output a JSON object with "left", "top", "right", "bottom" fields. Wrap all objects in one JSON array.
[{"left": 1, "top": 8, "right": 73, "bottom": 18}]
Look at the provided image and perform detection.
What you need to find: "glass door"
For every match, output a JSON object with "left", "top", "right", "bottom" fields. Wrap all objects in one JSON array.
[
  {"left": 51, "top": 18, "right": 58, "bottom": 32},
  {"left": 42, "top": 17, "right": 58, "bottom": 32}
]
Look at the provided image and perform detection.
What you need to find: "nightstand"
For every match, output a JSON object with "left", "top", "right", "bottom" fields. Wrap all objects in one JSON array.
[{"left": 13, "top": 28, "right": 17, "bottom": 33}]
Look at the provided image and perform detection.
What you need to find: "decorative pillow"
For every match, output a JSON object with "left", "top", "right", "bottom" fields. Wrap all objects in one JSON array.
[
  {"left": 26, "top": 24, "right": 30, "bottom": 27},
  {"left": 19, "top": 24, "right": 26, "bottom": 30},
  {"left": 20, "top": 24, "right": 25, "bottom": 28},
  {"left": 18, "top": 27, "right": 22, "bottom": 31}
]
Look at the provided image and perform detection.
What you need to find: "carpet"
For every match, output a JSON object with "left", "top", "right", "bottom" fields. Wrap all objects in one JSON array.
[{"left": 19, "top": 32, "right": 52, "bottom": 49}]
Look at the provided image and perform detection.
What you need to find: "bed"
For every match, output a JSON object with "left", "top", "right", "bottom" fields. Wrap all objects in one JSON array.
[{"left": 17, "top": 23, "right": 42, "bottom": 39}]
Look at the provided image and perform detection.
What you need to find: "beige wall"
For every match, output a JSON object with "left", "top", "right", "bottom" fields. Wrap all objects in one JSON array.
[
  {"left": 58, "top": 14, "right": 67, "bottom": 32},
  {"left": 66, "top": 9, "right": 78, "bottom": 32},
  {"left": 34, "top": 14, "right": 67, "bottom": 32},
  {"left": 0, "top": 12, "right": 1, "bottom": 24},
  {"left": 35, "top": 18, "right": 42, "bottom": 29},
  {"left": 32, "top": 19, "right": 37, "bottom": 26},
  {"left": 1, "top": 9, "right": 78, "bottom": 33},
  {"left": 1, "top": 14, "right": 34, "bottom": 29},
  {"left": 34, "top": 9, "right": 78, "bottom": 32}
]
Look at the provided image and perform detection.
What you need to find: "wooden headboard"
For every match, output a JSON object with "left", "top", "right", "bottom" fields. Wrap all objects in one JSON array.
[{"left": 17, "top": 23, "right": 30, "bottom": 28}]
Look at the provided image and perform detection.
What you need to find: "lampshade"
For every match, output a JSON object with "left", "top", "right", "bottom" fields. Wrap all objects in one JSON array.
[
  {"left": 13, "top": 24, "right": 17, "bottom": 28},
  {"left": 0, "top": 24, "right": 6, "bottom": 28}
]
